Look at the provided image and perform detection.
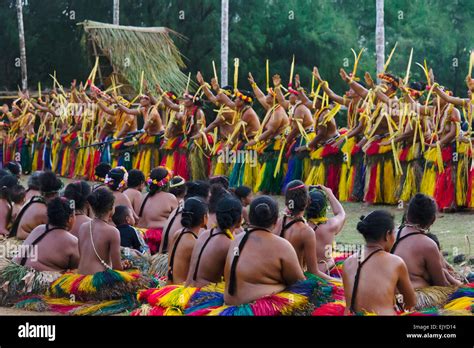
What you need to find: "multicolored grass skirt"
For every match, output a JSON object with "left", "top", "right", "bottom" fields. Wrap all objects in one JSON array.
[
  {"left": 14, "top": 269, "right": 152, "bottom": 315},
  {"left": 132, "top": 273, "right": 344, "bottom": 316}
]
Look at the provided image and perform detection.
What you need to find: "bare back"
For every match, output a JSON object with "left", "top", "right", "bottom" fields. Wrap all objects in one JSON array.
[
  {"left": 224, "top": 230, "right": 305, "bottom": 305},
  {"left": 14, "top": 224, "right": 79, "bottom": 272},
  {"left": 137, "top": 191, "right": 178, "bottom": 229},
  {"left": 77, "top": 220, "right": 122, "bottom": 275}
]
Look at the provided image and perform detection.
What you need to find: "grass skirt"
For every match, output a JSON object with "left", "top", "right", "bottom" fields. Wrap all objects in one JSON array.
[
  {"left": 363, "top": 139, "right": 397, "bottom": 204},
  {"left": 144, "top": 228, "right": 163, "bottom": 255},
  {"left": 397, "top": 143, "right": 423, "bottom": 202},
  {"left": 255, "top": 138, "right": 284, "bottom": 194},
  {"left": 415, "top": 286, "right": 457, "bottom": 311},
  {"left": 47, "top": 269, "right": 150, "bottom": 301},
  {"left": 134, "top": 134, "right": 162, "bottom": 176},
  {"left": 148, "top": 253, "right": 169, "bottom": 278},
  {"left": 132, "top": 273, "right": 342, "bottom": 316},
  {"left": 0, "top": 261, "right": 61, "bottom": 305}
]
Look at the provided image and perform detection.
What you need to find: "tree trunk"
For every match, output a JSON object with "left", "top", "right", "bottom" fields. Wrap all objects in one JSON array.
[
  {"left": 113, "top": 0, "right": 120, "bottom": 25},
  {"left": 220, "top": 0, "right": 229, "bottom": 86},
  {"left": 375, "top": 0, "right": 385, "bottom": 82},
  {"left": 16, "top": 0, "right": 28, "bottom": 91}
]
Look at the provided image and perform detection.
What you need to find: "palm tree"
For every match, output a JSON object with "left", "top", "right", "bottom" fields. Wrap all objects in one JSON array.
[
  {"left": 220, "top": 0, "right": 229, "bottom": 86},
  {"left": 375, "top": 0, "right": 384, "bottom": 81},
  {"left": 113, "top": 0, "right": 120, "bottom": 25},
  {"left": 16, "top": 0, "right": 27, "bottom": 90}
]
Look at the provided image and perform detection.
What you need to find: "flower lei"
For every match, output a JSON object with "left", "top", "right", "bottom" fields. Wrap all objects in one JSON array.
[
  {"left": 147, "top": 168, "right": 172, "bottom": 188},
  {"left": 104, "top": 166, "right": 128, "bottom": 191}
]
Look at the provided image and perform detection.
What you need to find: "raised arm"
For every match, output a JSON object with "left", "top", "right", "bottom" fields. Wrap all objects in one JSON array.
[
  {"left": 248, "top": 73, "right": 271, "bottom": 110},
  {"left": 196, "top": 71, "right": 219, "bottom": 106},
  {"left": 432, "top": 85, "right": 466, "bottom": 107},
  {"left": 156, "top": 84, "right": 180, "bottom": 112},
  {"left": 341, "top": 68, "right": 369, "bottom": 99},
  {"left": 320, "top": 185, "right": 346, "bottom": 235},
  {"left": 313, "top": 67, "right": 348, "bottom": 106},
  {"left": 273, "top": 75, "right": 290, "bottom": 110},
  {"left": 97, "top": 99, "right": 116, "bottom": 116}
]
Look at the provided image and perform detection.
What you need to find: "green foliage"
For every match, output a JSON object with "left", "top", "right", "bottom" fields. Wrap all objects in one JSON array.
[{"left": 1, "top": 0, "right": 473, "bottom": 99}]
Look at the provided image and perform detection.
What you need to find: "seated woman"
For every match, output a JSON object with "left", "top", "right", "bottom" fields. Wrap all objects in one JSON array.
[
  {"left": 104, "top": 166, "right": 137, "bottom": 223},
  {"left": 207, "top": 183, "right": 231, "bottom": 228},
  {"left": 169, "top": 176, "right": 187, "bottom": 203},
  {"left": 232, "top": 185, "right": 253, "bottom": 226},
  {"left": 10, "top": 171, "right": 63, "bottom": 240},
  {"left": 136, "top": 167, "right": 178, "bottom": 254},
  {"left": 391, "top": 194, "right": 462, "bottom": 308},
  {"left": 275, "top": 180, "right": 333, "bottom": 280},
  {"left": 167, "top": 197, "right": 208, "bottom": 285},
  {"left": 186, "top": 195, "right": 242, "bottom": 287},
  {"left": 305, "top": 185, "right": 346, "bottom": 275},
  {"left": 77, "top": 188, "right": 122, "bottom": 275},
  {"left": 342, "top": 210, "right": 416, "bottom": 315},
  {"left": 92, "top": 162, "right": 111, "bottom": 191},
  {"left": 63, "top": 181, "right": 92, "bottom": 237},
  {"left": 124, "top": 169, "right": 146, "bottom": 217},
  {"left": 0, "top": 175, "right": 19, "bottom": 236},
  {"left": 224, "top": 196, "right": 305, "bottom": 306},
  {"left": 13, "top": 197, "right": 79, "bottom": 272},
  {"left": 159, "top": 180, "right": 210, "bottom": 254}
]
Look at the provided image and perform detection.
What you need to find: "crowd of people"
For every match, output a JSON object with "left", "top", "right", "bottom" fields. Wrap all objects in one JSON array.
[
  {"left": 0, "top": 61, "right": 472, "bottom": 315},
  {"left": 0, "top": 163, "right": 470, "bottom": 315},
  {"left": 0, "top": 64, "right": 473, "bottom": 213}
]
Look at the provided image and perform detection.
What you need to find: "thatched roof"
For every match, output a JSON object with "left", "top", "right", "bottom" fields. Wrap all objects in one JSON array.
[{"left": 80, "top": 20, "right": 189, "bottom": 94}]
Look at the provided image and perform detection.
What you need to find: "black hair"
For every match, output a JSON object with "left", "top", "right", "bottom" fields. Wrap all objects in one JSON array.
[
  {"left": 39, "top": 171, "right": 63, "bottom": 197},
  {"left": 249, "top": 195, "right": 279, "bottom": 228},
  {"left": 64, "top": 181, "right": 92, "bottom": 211},
  {"left": 0, "top": 169, "right": 9, "bottom": 180},
  {"left": 284, "top": 180, "right": 309, "bottom": 215},
  {"left": 181, "top": 197, "right": 208, "bottom": 229},
  {"left": 148, "top": 167, "right": 170, "bottom": 196},
  {"left": 127, "top": 169, "right": 145, "bottom": 189},
  {"left": 5, "top": 162, "right": 21, "bottom": 176},
  {"left": 184, "top": 180, "right": 210, "bottom": 200},
  {"left": 112, "top": 205, "right": 131, "bottom": 226},
  {"left": 209, "top": 183, "right": 231, "bottom": 214},
  {"left": 95, "top": 162, "right": 112, "bottom": 180},
  {"left": 406, "top": 193, "right": 437, "bottom": 228},
  {"left": 28, "top": 171, "right": 43, "bottom": 190},
  {"left": 356, "top": 210, "right": 395, "bottom": 242},
  {"left": 216, "top": 196, "right": 242, "bottom": 230},
  {"left": 169, "top": 176, "right": 186, "bottom": 198},
  {"left": 306, "top": 188, "right": 328, "bottom": 219},
  {"left": 0, "top": 175, "right": 20, "bottom": 201},
  {"left": 87, "top": 187, "right": 115, "bottom": 218},
  {"left": 106, "top": 167, "right": 127, "bottom": 191},
  {"left": 233, "top": 186, "right": 252, "bottom": 200},
  {"left": 10, "top": 184, "right": 26, "bottom": 204},
  {"left": 209, "top": 176, "right": 229, "bottom": 189},
  {"left": 47, "top": 197, "right": 74, "bottom": 228}
]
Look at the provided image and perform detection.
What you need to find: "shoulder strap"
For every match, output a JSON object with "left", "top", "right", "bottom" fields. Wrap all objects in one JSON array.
[
  {"left": 20, "top": 224, "right": 62, "bottom": 266},
  {"left": 161, "top": 204, "right": 183, "bottom": 253},
  {"left": 9, "top": 196, "right": 46, "bottom": 238},
  {"left": 192, "top": 228, "right": 226, "bottom": 281},
  {"left": 228, "top": 227, "right": 271, "bottom": 296},
  {"left": 279, "top": 216, "right": 305, "bottom": 239},
  {"left": 349, "top": 248, "right": 383, "bottom": 314},
  {"left": 138, "top": 193, "right": 150, "bottom": 218},
  {"left": 167, "top": 228, "right": 197, "bottom": 282},
  {"left": 390, "top": 231, "right": 424, "bottom": 254}
]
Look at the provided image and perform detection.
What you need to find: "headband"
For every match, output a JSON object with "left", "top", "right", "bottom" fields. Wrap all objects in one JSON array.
[
  {"left": 147, "top": 167, "right": 172, "bottom": 188},
  {"left": 235, "top": 91, "right": 253, "bottom": 103},
  {"left": 288, "top": 183, "right": 305, "bottom": 191}
]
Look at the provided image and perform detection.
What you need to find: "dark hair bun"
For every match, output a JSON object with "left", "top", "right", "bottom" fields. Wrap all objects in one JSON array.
[
  {"left": 181, "top": 197, "right": 208, "bottom": 228},
  {"left": 249, "top": 196, "right": 278, "bottom": 228},
  {"left": 216, "top": 196, "right": 242, "bottom": 230},
  {"left": 47, "top": 197, "right": 74, "bottom": 228},
  {"left": 356, "top": 210, "right": 394, "bottom": 242},
  {"left": 87, "top": 187, "right": 115, "bottom": 217}
]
